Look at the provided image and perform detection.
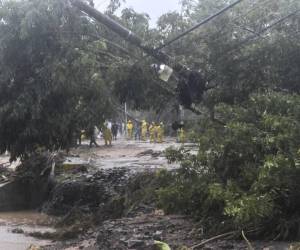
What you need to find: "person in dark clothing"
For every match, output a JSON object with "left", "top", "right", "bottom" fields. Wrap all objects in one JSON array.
[
  {"left": 89, "top": 126, "right": 99, "bottom": 147},
  {"left": 111, "top": 123, "right": 119, "bottom": 140},
  {"left": 134, "top": 122, "right": 141, "bottom": 141}
]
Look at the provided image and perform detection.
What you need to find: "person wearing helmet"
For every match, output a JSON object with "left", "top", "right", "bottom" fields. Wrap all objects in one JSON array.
[{"left": 127, "top": 120, "right": 133, "bottom": 139}]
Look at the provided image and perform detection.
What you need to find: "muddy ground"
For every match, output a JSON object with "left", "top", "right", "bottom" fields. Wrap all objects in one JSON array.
[{"left": 0, "top": 138, "right": 298, "bottom": 249}]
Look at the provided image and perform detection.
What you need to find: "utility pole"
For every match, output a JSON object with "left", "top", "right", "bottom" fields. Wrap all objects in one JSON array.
[
  {"left": 71, "top": 0, "right": 244, "bottom": 73},
  {"left": 70, "top": 0, "right": 184, "bottom": 71},
  {"left": 70, "top": 0, "right": 244, "bottom": 109}
]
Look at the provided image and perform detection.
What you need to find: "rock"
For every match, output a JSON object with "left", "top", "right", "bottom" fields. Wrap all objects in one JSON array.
[
  {"left": 127, "top": 239, "right": 145, "bottom": 248},
  {"left": 43, "top": 168, "right": 131, "bottom": 218},
  {"left": 154, "top": 210, "right": 165, "bottom": 216},
  {"left": 136, "top": 150, "right": 162, "bottom": 158},
  {"left": 154, "top": 230, "right": 163, "bottom": 239},
  {"left": 11, "top": 228, "right": 24, "bottom": 234},
  {"left": 61, "top": 164, "right": 88, "bottom": 173},
  {"left": 27, "top": 245, "right": 41, "bottom": 250}
]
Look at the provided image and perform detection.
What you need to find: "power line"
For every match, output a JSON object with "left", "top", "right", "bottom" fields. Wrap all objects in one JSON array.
[
  {"left": 204, "top": 9, "right": 299, "bottom": 85},
  {"left": 180, "top": 0, "right": 283, "bottom": 52},
  {"left": 163, "top": 0, "right": 299, "bottom": 67},
  {"left": 132, "top": 0, "right": 275, "bottom": 66},
  {"left": 155, "top": 0, "right": 245, "bottom": 51},
  {"left": 201, "top": 0, "right": 275, "bottom": 44},
  {"left": 222, "top": 9, "right": 300, "bottom": 57}
]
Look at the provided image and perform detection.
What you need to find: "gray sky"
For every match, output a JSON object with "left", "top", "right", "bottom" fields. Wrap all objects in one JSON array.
[{"left": 95, "top": 0, "right": 181, "bottom": 27}]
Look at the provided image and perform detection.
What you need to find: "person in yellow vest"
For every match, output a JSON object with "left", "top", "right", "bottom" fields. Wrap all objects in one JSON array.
[
  {"left": 154, "top": 122, "right": 161, "bottom": 143},
  {"left": 157, "top": 122, "right": 164, "bottom": 143},
  {"left": 141, "top": 120, "right": 148, "bottom": 141},
  {"left": 149, "top": 122, "right": 156, "bottom": 143},
  {"left": 178, "top": 127, "right": 186, "bottom": 143},
  {"left": 103, "top": 123, "right": 112, "bottom": 146},
  {"left": 127, "top": 120, "right": 133, "bottom": 139}
]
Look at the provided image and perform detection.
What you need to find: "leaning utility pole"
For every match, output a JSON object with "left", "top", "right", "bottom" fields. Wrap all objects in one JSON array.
[
  {"left": 70, "top": 0, "right": 244, "bottom": 109},
  {"left": 70, "top": 0, "right": 184, "bottom": 72},
  {"left": 71, "top": 0, "right": 243, "bottom": 73}
]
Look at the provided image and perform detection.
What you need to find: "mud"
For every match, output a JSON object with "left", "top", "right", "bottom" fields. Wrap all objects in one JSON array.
[
  {"left": 42, "top": 167, "right": 131, "bottom": 217},
  {"left": 42, "top": 211, "right": 295, "bottom": 250},
  {"left": 66, "top": 138, "right": 180, "bottom": 172},
  {"left": 0, "top": 211, "right": 55, "bottom": 250}
]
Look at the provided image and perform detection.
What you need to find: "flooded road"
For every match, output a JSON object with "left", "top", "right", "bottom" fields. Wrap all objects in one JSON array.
[{"left": 0, "top": 211, "right": 55, "bottom": 250}]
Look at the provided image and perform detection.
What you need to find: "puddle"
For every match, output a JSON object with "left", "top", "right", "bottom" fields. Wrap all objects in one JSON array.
[{"left": 0, "top": 211, "right": 55, "bottom": 250}]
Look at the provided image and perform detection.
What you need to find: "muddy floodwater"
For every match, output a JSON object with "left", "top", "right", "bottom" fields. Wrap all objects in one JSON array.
[{"left": 0, "top": 211, "right": 54, "bottom": 250}]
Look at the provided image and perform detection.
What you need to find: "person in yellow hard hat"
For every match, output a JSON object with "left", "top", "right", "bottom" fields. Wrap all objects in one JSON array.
[
  {"left": 141, "top": 120, "right": 148, "bottom": 141},
  {"left": 102, "top": 123, "right": 112, "bottom": 146},
  {"left": 127, "top": 120, "right": 133, "bottom": 139},
  {"left": 157, "top": 122, "right": 164, "bottom": 143},
  {"left": 149, "top": 122, "right": 156, "bottom": 143}
]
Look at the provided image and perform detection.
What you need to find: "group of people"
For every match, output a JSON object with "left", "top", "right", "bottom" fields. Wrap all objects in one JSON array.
[
  {"left": 87, "top": 121, "right": 121, "bottom": 147},
  {"left": 126, "top": 120, "right": 165, "bottom": 143},
  {"left": 82, "top": 119, "right": 186, "bottom": 148}
]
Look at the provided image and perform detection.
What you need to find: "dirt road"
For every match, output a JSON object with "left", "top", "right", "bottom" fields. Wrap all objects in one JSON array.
[{"left": 66, "top": 136, "right": 180, "bottom": 172}]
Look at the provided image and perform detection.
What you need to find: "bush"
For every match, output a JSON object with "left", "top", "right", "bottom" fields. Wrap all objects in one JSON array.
[{"left": 159, "top": 91, "right": 300, "bottom": 239}]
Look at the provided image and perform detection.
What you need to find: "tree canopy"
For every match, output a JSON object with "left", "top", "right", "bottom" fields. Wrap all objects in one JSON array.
[{"left": 0, "top": 0, "right": 114, "bottom": 160}]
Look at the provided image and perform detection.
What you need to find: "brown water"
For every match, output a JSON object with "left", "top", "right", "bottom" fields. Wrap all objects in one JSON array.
[{"left": 0, "top": 211, "right": 55, "bottom": 250}]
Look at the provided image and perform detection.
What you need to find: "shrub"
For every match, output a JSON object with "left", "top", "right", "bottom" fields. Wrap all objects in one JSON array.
[{"left": 159, "top": 91, "right": 300, "bottom": 239}]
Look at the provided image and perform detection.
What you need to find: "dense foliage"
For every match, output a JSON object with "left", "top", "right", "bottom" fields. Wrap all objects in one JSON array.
[
  {"left": 149, "top": 0, "right": 300, "bottom": 240},
  {"left": 162, "top": 91, "right": 300, "bottom": 239},
  {"left": 0, "top": 0, "right": 114, "bottom": 160}
]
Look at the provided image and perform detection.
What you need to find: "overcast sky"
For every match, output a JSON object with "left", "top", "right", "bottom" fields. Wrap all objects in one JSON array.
[{"left": 94, "top": 0, "right": 181, "bottom": 27}]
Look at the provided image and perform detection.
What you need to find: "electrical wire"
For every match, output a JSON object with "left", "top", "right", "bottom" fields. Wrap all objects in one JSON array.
[
  {"left": 220, "top": 9, "right": 300, "bottom": 58},
  {"left": 155, "top": 0, "right": 245, "bottom": 51},
  {"left": 197, "top": 0, "right": 275, "bottom": 45},
  {"left": 132, "top": 0, "right": 276, "bottom": 66}
]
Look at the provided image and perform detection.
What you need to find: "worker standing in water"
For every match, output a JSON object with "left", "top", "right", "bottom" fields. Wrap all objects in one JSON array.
[
  {"left": 149, "top": 122, "right": 156, "bottom": 143},
  {"left": 141, "top": 120, "right": 148, "bottom": 141},
  {"left": 127, "top": 120, "right": 133, "bottom": 139}
]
